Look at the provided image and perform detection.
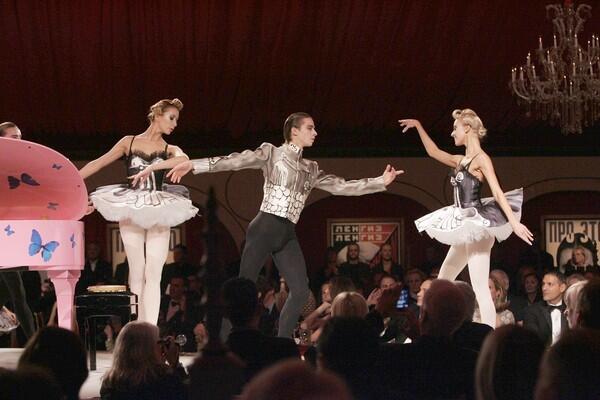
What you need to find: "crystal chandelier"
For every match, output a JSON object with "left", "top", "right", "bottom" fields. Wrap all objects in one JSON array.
[{"left": 510, "top": 1, "right": 600, "bottom": 134}]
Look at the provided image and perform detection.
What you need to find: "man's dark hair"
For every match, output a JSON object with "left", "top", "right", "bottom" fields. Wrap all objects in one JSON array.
[
  {"left": 544, "top": 270, "right": 566, "bottom": 284},
  {"left": 579, "top": 278, "right": 600, "bottom": 329},
  {"left": 283, "top": 112, "right": 312, "bottom": 142},
  {"left": 0, "top": 121, "right": 17, "bottom": 137},
  {"left": 221, "top": 277, "right": 258, "bottom": 327}
]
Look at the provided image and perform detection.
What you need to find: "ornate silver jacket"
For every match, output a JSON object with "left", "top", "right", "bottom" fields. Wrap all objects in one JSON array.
[{"left": 192, "top": 142, "right": 386, "bottom": 223}]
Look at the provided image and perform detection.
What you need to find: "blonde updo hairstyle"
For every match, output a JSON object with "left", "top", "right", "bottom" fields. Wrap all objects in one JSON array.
[
  {"left": 147, "top": 98, "right": 183, "bottom": 123},
  {"left": 452, "top": 108, "right": 487, "bottom": 139}
]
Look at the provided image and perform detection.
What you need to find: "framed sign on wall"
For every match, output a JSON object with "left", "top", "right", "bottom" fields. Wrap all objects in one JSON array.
[
  {"left": 106, "top": 223, "right": 186, "bottom": 269},
  {"left": 327, "top": 218, "right": 403, "bottom": 267},
  {"left": 542, "top": 215, "right": 600, "bottom": 269}
]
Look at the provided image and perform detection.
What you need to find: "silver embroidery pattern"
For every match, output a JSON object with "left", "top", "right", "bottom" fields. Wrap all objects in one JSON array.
[{"left": 260, "top": 183, "right": 308, "bottom": 224}]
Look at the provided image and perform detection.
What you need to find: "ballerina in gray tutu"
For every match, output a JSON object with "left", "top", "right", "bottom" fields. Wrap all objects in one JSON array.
[{"left": 399, "top": 109, "right": 532, "bottom": 328}]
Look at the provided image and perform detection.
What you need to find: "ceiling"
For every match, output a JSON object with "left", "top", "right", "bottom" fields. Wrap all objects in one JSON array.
[{"left": 1, "top": 0, "right": 599, "bottom": 158}]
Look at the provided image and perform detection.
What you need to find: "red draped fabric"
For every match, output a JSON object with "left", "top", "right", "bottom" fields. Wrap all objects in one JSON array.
[{"left": 1, "top": 0, "right": 599, "bottom": 156}]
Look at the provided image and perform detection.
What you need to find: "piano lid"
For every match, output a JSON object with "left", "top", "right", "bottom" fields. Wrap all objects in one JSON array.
[{"left": 0, "top": 137, "right": 88, "bottom": 220}]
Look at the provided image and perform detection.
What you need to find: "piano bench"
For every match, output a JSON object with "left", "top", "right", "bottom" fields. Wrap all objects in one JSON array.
[{"left": 75, "top": 289, "right": 138, "bottom": 371}]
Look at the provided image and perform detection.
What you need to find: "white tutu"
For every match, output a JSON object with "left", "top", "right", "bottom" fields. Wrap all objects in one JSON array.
[
  {"left": 415, "top": 188, "right": 523, "bottom": 245},
  {"left": 91, "top": 184, "right": 198, "bottom": 230}
]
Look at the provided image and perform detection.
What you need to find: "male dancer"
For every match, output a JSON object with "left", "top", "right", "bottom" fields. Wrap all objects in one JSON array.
[
  {"left": 0, "top": 122, "right": 36, "bottom": 338},
  {"left": 167, "top": 112, "right": 402, "bottom": 337}
]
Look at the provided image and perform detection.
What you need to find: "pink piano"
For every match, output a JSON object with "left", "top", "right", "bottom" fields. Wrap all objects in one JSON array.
[{"left": 0, "top": 137, "right": 87, "bottom": 330}]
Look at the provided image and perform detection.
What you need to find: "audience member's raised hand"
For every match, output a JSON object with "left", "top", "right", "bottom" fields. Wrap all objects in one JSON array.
[{"left": 375, "top": 284, "right": 402, "bottom": 317}]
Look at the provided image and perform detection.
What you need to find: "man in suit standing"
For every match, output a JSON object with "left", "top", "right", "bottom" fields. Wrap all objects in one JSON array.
[{"left": 524, "top": 271, "right": 568, "bottom": 345}]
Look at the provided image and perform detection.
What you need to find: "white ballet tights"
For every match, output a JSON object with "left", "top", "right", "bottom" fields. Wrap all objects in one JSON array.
[
  {"left": 438, "top": 235, "right": 496, "bottom": 328},
  {"left": 119, "top": 221, "right": 170, "bottom": 324}
]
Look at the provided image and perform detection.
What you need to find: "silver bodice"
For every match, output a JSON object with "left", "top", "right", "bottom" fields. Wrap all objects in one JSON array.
[{"left": 192, "top": 142, "right": 386, "bottom": 223}]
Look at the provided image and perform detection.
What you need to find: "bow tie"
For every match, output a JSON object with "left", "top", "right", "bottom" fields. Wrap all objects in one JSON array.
[{"left": 547, "top": 303, "right": 564, "bottom": 312}]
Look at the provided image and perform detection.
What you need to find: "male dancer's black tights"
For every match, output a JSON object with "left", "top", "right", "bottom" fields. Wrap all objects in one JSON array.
[{"left": 240, "top": 212, "right": 310, "bottom": 338}]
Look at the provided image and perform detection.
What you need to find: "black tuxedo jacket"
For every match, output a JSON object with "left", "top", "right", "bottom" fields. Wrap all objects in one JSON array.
[{"left": 523, "top": 301, "right": 568, "bottom": 345}]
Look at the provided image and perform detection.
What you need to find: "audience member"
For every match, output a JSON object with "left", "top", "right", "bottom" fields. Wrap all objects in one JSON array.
[
  {"left": 405, "top": 268, "right": 426, "bottom": 305},
  {"left": 563, "top": 280, "right": 586, "bottom": 329},
  {"left": 523, "top": 271, "right": 568, "bottom": 345},
  {"left": 161, "top": 244, "right": 199, "bottom": 294},
  {"left": 331, "top": 292, "right": 369, "bottom": 318},
  {"left": 535, "top": 328, "right": 600, "bottom": 400},
  {"left": 371, "top": 243, "right": 403, "bottom": 280},
  {"left": 317, "top": 317, "right": 380, "bottom": 400},
  {"left": 329, "top": 276, "right": 356, "bottom": 300},
  {"left": 476, "top": 325, "right": 545, "bottom": 400},
  {"left": 453, "top": 281, "right": 493, "bottom": 352},
  {"left": 158, "top": 276, "right": 196, "bottom": 352},
  {"left": 338, "top": 243, "right": 372, "bottom": 294},
  {"left": 565, "top": 273, "right": 585, "bottom": 287},
  {"left": 0, "top": 366, "right": 63, "bottom": 400},
  {"left": 18, "top": 327, "right": 88, "bottom": 400},
  {"left": 489, "top": 276, "right": 515, "bottom": 327},
  {"left": 511, "top": 272, "right": 543, "bottom": 322},
  {"left": 240, "top": 359, "right": 352, "bottom": 400},
  {"left": 100, "top": 321, "right": 186, "bottom": 400},
  {"left": 222, "top": 278, "right": 299, "bottom": 382},
  {"left": 76, "top": 242, "right": 113, "bottom": 294},
  {"left": 377, "top": 279, "right": 478, "bottom": 400},
  {"left": 578, "top": 278, "right": 600, "bottom": 329}
]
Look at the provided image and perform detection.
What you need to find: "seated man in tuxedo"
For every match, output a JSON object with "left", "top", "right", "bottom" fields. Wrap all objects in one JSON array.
[
  {"left": 523, "top": 271, "right": 568, "bottom": 346},
  {"left": 222, "top": 277, "right": 299, "bottom": 382},
  {"left": 158, "top": 275, "right": 196, "bottom": 352}
]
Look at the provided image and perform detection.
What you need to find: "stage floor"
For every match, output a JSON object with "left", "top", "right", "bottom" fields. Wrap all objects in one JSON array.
[{"left": 0, "top": 348, "right": 197, "bottom": 399}]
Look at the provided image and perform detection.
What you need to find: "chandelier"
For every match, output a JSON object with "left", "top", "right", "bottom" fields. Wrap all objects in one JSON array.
[{"left": 510, "top": 1, "right": 600, "bottom": 134}]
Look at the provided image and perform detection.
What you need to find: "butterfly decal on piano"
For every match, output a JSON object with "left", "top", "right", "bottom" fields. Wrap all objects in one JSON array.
[
  {"left": 8, "top": 173, "right": 40, "bottom": 189},
  {"left": 70, "top": 233, "right": 76, "bottom": 248},
  {"left": 52, "top": 163, "right": 63, "bottom": 170},
  {"left": 47, "top": 202, "right": 59, "bottom": 210},
  {"left": 4, "top": 225, "right": 15, "bottom": 236},
  {"left": 28, "top": 229, "right": 59, "bottom": 262}
]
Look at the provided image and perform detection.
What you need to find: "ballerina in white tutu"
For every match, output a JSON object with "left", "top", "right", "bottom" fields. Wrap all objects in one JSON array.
[
  {"left": 80, "top": 98, "right": 198, "bottom": 324},
  {"left": 399, "top": 109, "right": 532, "bottom": 328}
]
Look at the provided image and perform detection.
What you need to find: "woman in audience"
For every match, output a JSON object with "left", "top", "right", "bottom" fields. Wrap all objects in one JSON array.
[
  {"left": 476, "top": 325, "right": 544, "bottom": 400},
  {"left": 330, "top": 292, "right": 369, "bottom": 318},
  {"left": 400, "top": 110, "right": 532, "bottom": 328},
  {"left": 18, "top": 326, "right": 88, "bottom": 400},
  {"left": 563, "top": 280, "right": 587, "bottom": 328},
  {"left": 489, "top": 276, "right": 515, "bottom": 327},
  {"left": 100, "top": 321, "right": 186, "bottom": 400}
]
